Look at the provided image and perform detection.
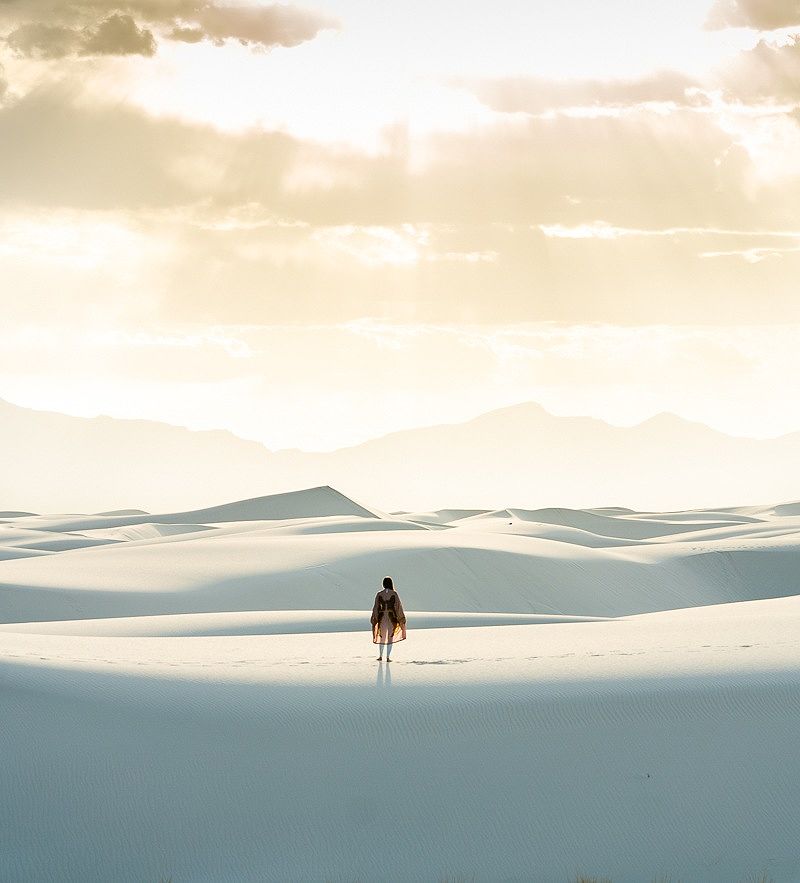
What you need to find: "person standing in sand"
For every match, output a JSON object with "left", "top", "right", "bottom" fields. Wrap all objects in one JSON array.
[{"left": 371, "top": 576, "right": 406, "bottom": 661}]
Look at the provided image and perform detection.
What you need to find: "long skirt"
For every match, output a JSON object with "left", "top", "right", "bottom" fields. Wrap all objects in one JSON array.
[{"left": 373, "top": 612, "right": 406, "bottom": 644}]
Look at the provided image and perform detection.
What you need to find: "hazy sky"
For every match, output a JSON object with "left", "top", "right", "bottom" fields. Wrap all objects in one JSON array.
[{"left": 2, "top": 0, "right": 800, "bottom": 449}]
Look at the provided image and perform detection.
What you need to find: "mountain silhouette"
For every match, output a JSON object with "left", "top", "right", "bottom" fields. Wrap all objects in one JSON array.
[{"left": 2, "top": 398, "right": 799, "bottom": 512}]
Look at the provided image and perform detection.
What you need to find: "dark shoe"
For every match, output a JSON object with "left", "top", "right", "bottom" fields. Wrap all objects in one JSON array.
[{"left": 377, "top": 657, "right": 383, "bottom": 661}]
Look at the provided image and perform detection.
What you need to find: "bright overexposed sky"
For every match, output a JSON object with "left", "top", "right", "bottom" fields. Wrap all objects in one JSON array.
[{"left": 1, "top": 0, "right": 800, "bottom": 449}]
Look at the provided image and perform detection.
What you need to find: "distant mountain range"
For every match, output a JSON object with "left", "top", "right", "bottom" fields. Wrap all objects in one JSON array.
[{"left": 2, "top": 397, "right": 799, "bottom": 513}]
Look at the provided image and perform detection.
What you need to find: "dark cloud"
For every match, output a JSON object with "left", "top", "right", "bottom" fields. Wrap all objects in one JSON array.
[
  {"left": 1, "top": 2, "right": 336, "bottom": 57},
  {"left": 706, "top": 0, "right": 800, "bottom": 30},
  {"left": 468, "top": 70, "right": 704, "bottom": 114},
  {"left": 169, "top": 24, "right": 203, "bottom": 43},
  {"left": 6, "top": 22, "right": 81, "bottom": 57},
  {"left": 0, "top": 0, "right": 232, "bottom": 23},
  {"left": 82, "top": 12, "right": 156, "bottom": 55},
  {"left": 0, "top": 85, "right": 296, "bottom": 209},
  {"left": 7, "top": 14, "right": 155, "bottom": 57}
]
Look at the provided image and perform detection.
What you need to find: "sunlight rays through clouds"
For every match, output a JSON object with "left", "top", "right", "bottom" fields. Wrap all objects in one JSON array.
[{"left": 1, "top": 0, "right": 800, "bottom": 449}]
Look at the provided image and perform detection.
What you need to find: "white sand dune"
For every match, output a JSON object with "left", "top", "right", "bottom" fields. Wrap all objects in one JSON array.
[
  {"left": 0, "top": 608, "right": 608, "bottom": 637},
  {"left": 5, "top": 485, "right": 383, "bottom": 534},
  {"left": 0, "top": 546, "right": 52, "bottom": 561},
  {"left": 4, "top": 520, "right": 800, "bottom": 623},
  {"left": 79, "top": 522, "right": 218, "bottom": 542},
  {"left": 647, "top": 517, "right": 800, "bottom": 544},
  {"left": 457, "top": 506, "right": 750, "bottom": 540},
  {"left": 619, "top": 508, "right": 765, "bottom": 524},
  {"left": 3, "top": 488, "right": 800, "bottom": 881},
  {"left": 82, "top": 515, "right": 420, "bottom": 546},
  {"left": 0, "top": 526, "right": 120, "bottom": 552},
  {"left": 767, "top": 500, "right": 800, "bottom": 516},
  {"left": 212, "top": 514, "right": 428, "bottom": 536},
  {"left": 2, "top": 598, "right": 800, "bottom": 881},
  {"left": 451, "top": 514, "right": 644, "bottom": 547},
  {"left": 400, "top": 508, "right": 491, "bottom": 525}
]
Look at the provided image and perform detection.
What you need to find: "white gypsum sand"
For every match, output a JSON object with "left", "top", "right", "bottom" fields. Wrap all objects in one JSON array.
[{"left": 2, "top": 486, "right": 800, "bottom": 881}]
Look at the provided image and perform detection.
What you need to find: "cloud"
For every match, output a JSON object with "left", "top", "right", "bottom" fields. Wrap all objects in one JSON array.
[
  {"left": 699, "top": 244, "right": 800, "bottom": 261},
  {"left": 719, "top": 35, "right": 800, "bottom": 101},
  {"left": 190, "top": 4, "right": 337, "bottom": 48},
  {"left": 169, "top": 24, "right": 204, "bottom": 43},
  {"left": 144, "top": 211, "right": 800, "bottom": 327},
  {"left": 467, "top": 70, "right": 704, "bottom": 114},
  {"left": 1, "top": 2, "right": 335, "bottom": 57},
  {"left": 6, "top": 22, "right": 82, "bottom": 57},
  {"left": 468, "top": 34, "right": 800, "bottom": 112},
  {"left": 5, "top": 198, "right": 800, "bottom": 339},
  {"left": 0, "top": 83, "right": 766, "bottom": 230},
  {"left": 408, "top": 111, "right": 757, "bottom": 230},
  {"left": 706, "top": 0, "right": 800, "bottom": 30},
  {"left": 7, "top": 13, "right": 156, "bottom": 58},
  {"left": 82, "top": 12, "right": 156, "bottom": 55},
  {"left": 0, "top": 86, "right": 216, "bottom": 208}
]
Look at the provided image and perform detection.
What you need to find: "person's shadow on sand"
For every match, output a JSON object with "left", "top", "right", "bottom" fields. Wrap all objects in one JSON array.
[{"left": 376, "top": 661, "right": 392, "bottom": 689}]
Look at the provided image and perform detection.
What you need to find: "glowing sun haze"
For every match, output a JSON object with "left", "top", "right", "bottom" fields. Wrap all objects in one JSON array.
[{"left": 1, "top": 0, "right": 799, "bottom": 451}]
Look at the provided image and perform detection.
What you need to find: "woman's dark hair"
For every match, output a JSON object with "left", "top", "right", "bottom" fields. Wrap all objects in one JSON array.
[{"left": 382, "top": 576, "right": 394, "bottom": 591}]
